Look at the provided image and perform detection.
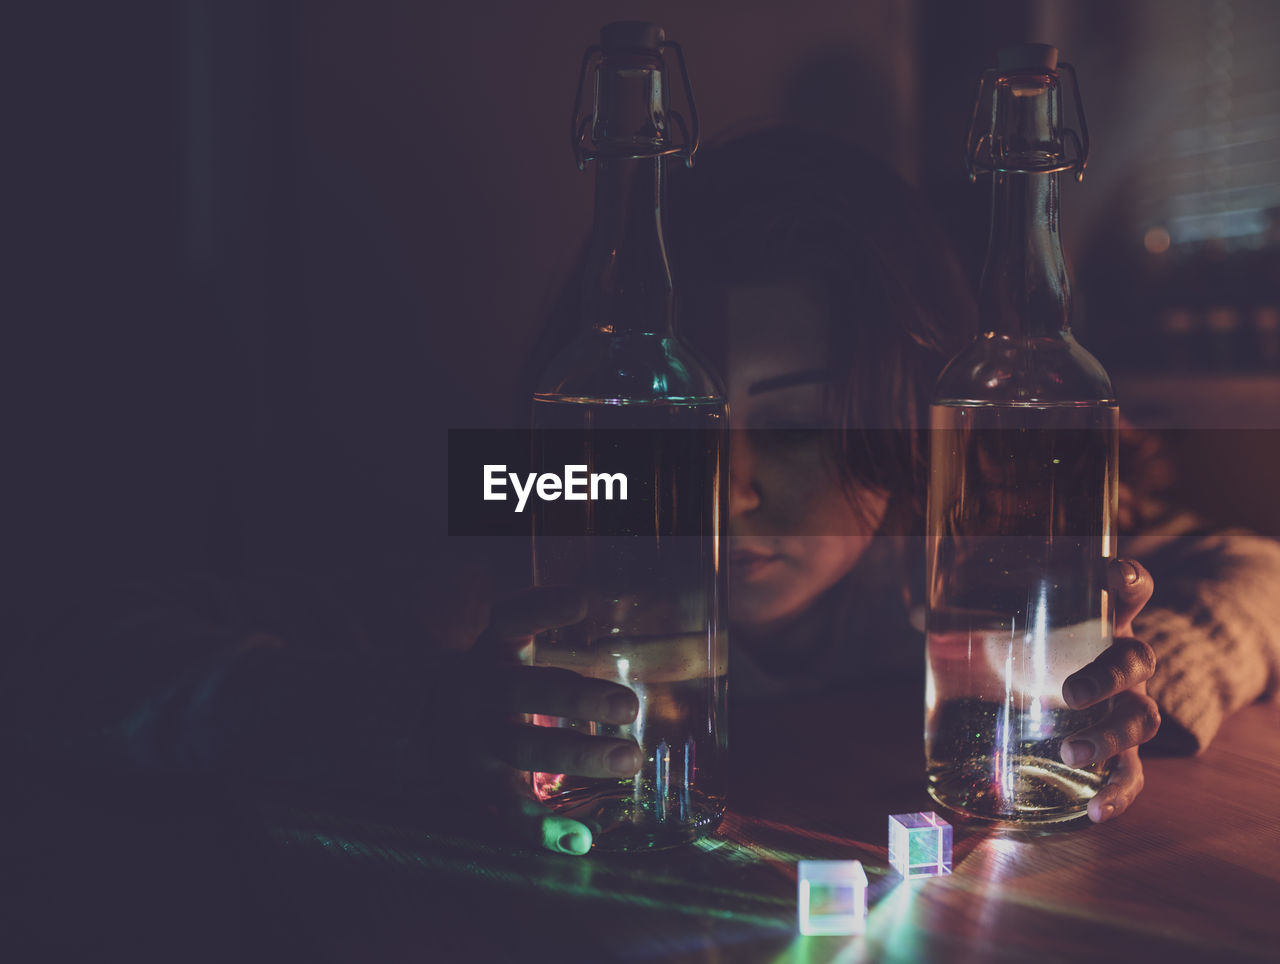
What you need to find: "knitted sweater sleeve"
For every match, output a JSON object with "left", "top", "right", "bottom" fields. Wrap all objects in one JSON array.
[
  {"left": 1113, "top": 419, "right": 1280, "bottom": 753},
  {"left": 1130, "top": 531, "right": 1280, "bottom": 754}
]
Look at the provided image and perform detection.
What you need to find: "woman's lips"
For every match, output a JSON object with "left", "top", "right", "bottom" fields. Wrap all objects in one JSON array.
[{"left": 730, "top": 550, "right": 783, "bottom": 579}]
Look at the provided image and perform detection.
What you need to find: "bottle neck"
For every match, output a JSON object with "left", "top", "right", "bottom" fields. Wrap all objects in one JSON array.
[
  {"left": 978, "top": 171, "right": 1072, "bottom": 337},
  {"left": 581, "top": 154, "right": 674, "bottom": 336}
]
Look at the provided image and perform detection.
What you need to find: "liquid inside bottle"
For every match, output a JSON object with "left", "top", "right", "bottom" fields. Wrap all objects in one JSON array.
[
  {"left": 531, "top": 392, "right": 727, "bottom": 851},
  {"left": 925, "top": 400, "right": 1118, "bottom": 822}
]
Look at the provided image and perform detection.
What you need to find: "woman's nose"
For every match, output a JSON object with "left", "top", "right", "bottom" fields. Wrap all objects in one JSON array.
[{"left": 729, "top": 430, "right": 761, "bottom": 517}]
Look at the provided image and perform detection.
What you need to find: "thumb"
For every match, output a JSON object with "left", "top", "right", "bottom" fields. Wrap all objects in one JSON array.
[
  {"left": 1109, "top": 558, "right": 1153, "bottom": 637},
  {"left": 494, "top": 779, "right": 594, "bottom": 855}
]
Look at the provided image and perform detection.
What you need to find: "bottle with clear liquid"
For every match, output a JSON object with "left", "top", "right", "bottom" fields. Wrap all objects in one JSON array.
[
  {"left": 529, "top": 22, "right": 727, "bottom": 851},
  {"left": 926, "top": 45, "right": 1118, "bottom": 824}
]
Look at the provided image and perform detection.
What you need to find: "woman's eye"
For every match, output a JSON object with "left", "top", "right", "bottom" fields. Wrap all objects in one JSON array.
[{"left": 755, "top": 424, "right": 821, "bottom": 448}]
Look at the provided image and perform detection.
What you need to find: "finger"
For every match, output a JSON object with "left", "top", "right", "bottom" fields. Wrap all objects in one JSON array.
[
  {"left": 1108, "top": 558, "right": 1153, "bottom": 637},
  {"left": 1060, "top": 689, "right": 1162, "bottom": 768},
  {"left": 547, "top": 632, "right": 728, "bottom": 683},
  {"left": 540, "top": 815, "right": 594, "bottom": 855},
  {"left": 473, "top": 587, "right": 588, "bottom": 660},
  {"left": 485, "top": 665, "right": 638, "bottom": 723},
  {"left": 1087, "top": 746, "right": 1145, "bottom": 823},
  {"left": 488, "top": 722, "right": 642, "bottom": 778},
  {"left": 491, "top": 786, "right": 594, "bottom": 855},
  {"left": 1062, "top": 636, "right": 1157, "bottom": 709}
]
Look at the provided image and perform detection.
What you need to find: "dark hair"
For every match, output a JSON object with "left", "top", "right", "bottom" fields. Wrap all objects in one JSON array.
[
  {"left": 667, "top": 126, "right": 977, "bottom": 532},
  {"left": 525, "top": 125, "right": 978, "bottom": 533}
]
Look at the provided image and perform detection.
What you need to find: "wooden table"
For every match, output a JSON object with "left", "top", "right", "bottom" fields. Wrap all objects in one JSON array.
[
  {"left": 12, "top": 683, "right": 1279, "bottom": 962},
  {"left": 240, "top": 684, "right": 1280, "bottom": 963}
]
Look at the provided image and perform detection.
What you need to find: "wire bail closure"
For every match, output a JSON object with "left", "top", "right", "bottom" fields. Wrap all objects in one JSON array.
[
  {"left": 965, "top": 61, "right": 1089, "bottom": 183},
  {"left": 570, "top": 39, "right": 700, "bottom": 171}
]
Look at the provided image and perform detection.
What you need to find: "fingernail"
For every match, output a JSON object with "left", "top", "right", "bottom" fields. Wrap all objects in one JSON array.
[
  {"left": 557, "top": 831, "right": 591, "bottom": 855},
  {"left": 608, "top": 745, "right": 640, "bottom": 775},
  {"left": 604, "top": 691, "right": 638, "bottom": 723},
  {"left": 1099, "top": 803, "right": 1116, "bottom": 822},
  {"left": 1120, "top": 560, "right": 1140, "bottom": 586},
  {"left": 1064, "top": 739, "right": 1095, "bottom": 768},
  {"left": 1065, "top": 676, "right": 1098, "bottom": 707}
]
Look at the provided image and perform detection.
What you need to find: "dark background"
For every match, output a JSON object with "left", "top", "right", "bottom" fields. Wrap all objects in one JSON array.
[{"left": 12, "top": 1, "right": 1280, "bottom": 618}]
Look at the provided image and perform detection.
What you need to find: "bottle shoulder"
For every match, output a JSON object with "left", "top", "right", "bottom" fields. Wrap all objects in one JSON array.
[
  {"left": 934, "top": 333, "right": 1115, "bottom": 404},
  {"left": 533, "top": 330, "right": 725, "bottom": 402}
]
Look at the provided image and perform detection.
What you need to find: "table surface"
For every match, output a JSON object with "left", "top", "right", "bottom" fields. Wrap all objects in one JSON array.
[{"left": 13, "top": 684, "right": 1280, "bottom": 963}]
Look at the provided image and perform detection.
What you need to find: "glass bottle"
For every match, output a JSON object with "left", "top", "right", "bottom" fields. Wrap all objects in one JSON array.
[
  {"left": 529, "top": 21, "right": 728, "bottom": 851},
  {"left": 925, "top": 45, "right": 1118, "bottom": 824}
]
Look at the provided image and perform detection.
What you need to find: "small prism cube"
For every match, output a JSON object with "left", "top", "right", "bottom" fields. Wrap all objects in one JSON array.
[
  {"left": 797, "top": 860, "right": 868, "bottom": 935},
  {"left": 888, "top": 812, "right": 953, "bottom": 879}
]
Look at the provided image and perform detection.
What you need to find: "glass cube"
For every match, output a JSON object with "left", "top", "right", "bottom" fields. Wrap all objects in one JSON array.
[
  {"left": 797, "top": 860, "right": 867, "bottom": 935},
  {"left": 888, "top": 811, "right": 953, "bottom": 879}
]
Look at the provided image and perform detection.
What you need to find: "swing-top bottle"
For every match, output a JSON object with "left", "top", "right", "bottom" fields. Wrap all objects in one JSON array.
[
  {"left": 925, "top": 44, "right": 1119, "bottom": 823},
  {"left": 529, "top": 21, "right": 728, "bottom": 851}
]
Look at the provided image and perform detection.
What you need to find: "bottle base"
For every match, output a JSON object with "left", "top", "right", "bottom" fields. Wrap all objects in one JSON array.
[
  {"left": 927, "top": 754, "right": 1110, "bottom": 827},
  {"left": 540, "top": 783, "right": 726, "bottom": 852}
]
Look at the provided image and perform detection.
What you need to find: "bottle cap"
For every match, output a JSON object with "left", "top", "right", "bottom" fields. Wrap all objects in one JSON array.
[
  {"left": 600, "top": 21, "right": 665, "bottom": 53},
  {"left": 996, "top": 43, "right": 1059, "bottom": 72}
]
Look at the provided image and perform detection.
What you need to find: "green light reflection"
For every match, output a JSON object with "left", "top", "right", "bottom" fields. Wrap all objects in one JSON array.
[{"left": 273, "top": 826, "right": 792, "bottom": 930}]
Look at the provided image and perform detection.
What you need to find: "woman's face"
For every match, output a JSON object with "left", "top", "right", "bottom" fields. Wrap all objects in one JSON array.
[{"left": 722, "top": 279, "right": 888, "bottom": 633}]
